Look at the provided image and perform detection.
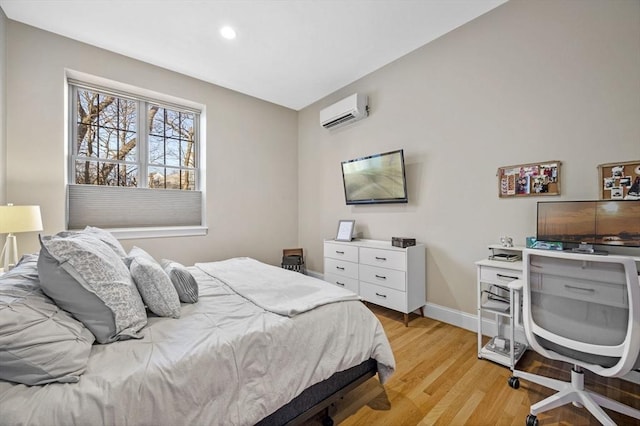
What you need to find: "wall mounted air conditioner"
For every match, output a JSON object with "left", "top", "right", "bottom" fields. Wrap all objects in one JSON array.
[{"left": 320, "top": 93, "right": 368, "bottom": 129}]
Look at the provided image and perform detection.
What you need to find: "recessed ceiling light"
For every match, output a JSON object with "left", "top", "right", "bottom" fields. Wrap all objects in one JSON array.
[{"left": 220, "top": 26, "right": 236, "bottom": 40}]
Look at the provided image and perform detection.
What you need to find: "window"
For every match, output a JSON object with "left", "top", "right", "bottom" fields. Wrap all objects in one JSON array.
[
  {"left": 148, "top": 107, "right": 197, "bottom": 190},
  {"left": 67, "top": 74, "right": 205, "bottom": 237},
  {"left": 74, "top": 90, "right": 139, "bottom": 187}
]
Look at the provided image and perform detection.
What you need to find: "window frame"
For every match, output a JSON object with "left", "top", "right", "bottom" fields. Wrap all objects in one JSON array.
[{"left": 65, "top": 69, "right": 207, "bottom": 239}]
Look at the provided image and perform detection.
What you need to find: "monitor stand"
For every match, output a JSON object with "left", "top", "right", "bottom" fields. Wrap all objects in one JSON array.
[{"left": 571, "top": 243, "right": 608, "bottom": 255}]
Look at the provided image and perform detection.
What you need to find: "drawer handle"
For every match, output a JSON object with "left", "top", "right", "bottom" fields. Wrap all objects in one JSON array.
[
  {"left": 336, "top": 266, "right": 345, "bottom": 271},
  {"left": 375, "top": 292, "right": 387, "bottom": 298},
  {"left": 375, "top": 275, "right": 387, "bottom": 280},
  {"left": 375, "top": 256, "right": 387, "bottom": 261},
  {"left": 564, "top": 284, "right": 595, "bottom": 293},
  {"left": 497, "top": 273, "right": 519, "bottom": 281},
  {"left": 336, "top": 250, "right": 345, "bottom": 254},
  {"left": 336, "top": 281, "right": 345, "bottom": 287}
]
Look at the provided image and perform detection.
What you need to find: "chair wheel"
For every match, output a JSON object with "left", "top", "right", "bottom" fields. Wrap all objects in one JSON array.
[
  {"left": 508, "top": 376, "right": 520, "bottom": 389},
  {"left": 322, "top": 416, "right": 334, "bottom": 426},
  {"left": 526, "top": 414, "right": 538, "bottom": 426}
]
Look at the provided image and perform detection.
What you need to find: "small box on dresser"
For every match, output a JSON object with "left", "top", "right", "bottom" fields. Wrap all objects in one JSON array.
[
  {"left": 391, "top": 237, "right": 416, "bottom": 248},
  {"left": 323, "top": 239, "right": 426, "bottom": 326}
]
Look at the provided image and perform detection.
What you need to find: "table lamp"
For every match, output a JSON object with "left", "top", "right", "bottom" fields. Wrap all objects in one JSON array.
[{"left": 0, "top": 204, "right": 43, "bottom": 272}]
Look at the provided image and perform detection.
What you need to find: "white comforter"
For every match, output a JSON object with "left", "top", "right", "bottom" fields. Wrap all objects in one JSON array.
[
  {"left": 196, "top": 257, "right": 362, "bottom": 316},
  {"left": 0, "top": 259, "right": 395, "bottom": 426}
]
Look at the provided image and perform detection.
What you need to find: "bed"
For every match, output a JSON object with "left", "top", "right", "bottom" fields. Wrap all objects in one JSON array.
[{"left": 0, "top": 229, "right": 395, "bottom": 426}]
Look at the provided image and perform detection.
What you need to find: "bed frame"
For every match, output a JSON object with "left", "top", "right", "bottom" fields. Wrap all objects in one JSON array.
[{"left": 256, "top": 358, "right": 378, "bottom": 425}]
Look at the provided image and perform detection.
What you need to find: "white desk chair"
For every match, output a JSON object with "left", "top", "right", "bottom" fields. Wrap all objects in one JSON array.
[{"left": 508, "top": 249, "right": 640, "bottom": 426}]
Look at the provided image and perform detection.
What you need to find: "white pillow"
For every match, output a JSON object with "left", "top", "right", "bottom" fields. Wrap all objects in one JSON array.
[{"left": 82, "top": 226, "right": 128, "bottom": 257}]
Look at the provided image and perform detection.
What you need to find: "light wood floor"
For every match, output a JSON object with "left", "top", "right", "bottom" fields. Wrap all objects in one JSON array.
[{"left": 313, "top": 305, "right": 640, "bottom": 426}]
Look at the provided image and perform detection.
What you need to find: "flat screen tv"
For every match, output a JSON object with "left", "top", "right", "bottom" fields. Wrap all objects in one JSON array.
[
  {"left": 341, "top": 149, "right": 408, "bottom": 205},
  {"left": 536, "top": 200, "right": 640, "bottom": 248}
]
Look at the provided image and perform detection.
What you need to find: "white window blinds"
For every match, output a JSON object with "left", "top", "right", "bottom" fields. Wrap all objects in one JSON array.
[{"left": 68, "top": 185, "right": 202, "bottom": 229}]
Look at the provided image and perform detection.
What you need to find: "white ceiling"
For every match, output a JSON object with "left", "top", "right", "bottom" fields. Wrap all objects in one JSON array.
[{"left": 0, "top": 0, "right": 507, "bottom": 110}]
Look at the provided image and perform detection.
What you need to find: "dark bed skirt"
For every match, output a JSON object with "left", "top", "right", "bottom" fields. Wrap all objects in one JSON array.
[{"left": 256, "top": 358, "right": 378, "bottom": 426}]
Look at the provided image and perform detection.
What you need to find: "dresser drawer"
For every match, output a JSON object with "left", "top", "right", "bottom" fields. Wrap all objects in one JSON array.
[
  {"left": 324, "top": 273, "right": 359, "bottom": 294},
  {"left": 324, "top": 242, "right": 359, "bottom": 263},
  {"left": 479, "top": 266, "right": 522, "bottom": 286},
  {"left": 360, "top": 247, "right": 406, "bottom": 271},
  {"left": 324, "top": 258, "right": 358, "bottom": 279},
  {"left": 360, "top": 282, "right": 407, "bottom": 312},
  {"left": 359, "top": 264, "right": 406, "bottom": 291}
]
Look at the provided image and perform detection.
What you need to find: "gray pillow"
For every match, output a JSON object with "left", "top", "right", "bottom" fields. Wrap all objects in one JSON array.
[
  {"left": 38, "top": 232, "right": 147, "bottom": 344},
  {"left": 82, "top": 226, "right": 128, "bottom": 258},
  {"left": 161, "top": 259, "right": 199, "bottom": 303},
  {"left": 0, "top": 256, "right": 95, "bottom": 385},
  {"left": 129, "top": 256, "right": 181, "bottom": 318}
]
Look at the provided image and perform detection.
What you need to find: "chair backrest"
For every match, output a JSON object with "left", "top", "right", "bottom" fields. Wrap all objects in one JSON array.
[
  {"left": 283, "top": 248, "right": 303, "bottom": 258},
  {"left": 281, "top": 248, "right": 305, "bottom": 273},
  {"left": 521, "top": 249, "right": 640, "bottom": 377}
]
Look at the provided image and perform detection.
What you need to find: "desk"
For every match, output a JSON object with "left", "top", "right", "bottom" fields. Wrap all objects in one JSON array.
[{"left": 477, "top": 247, "right": 640, "bottom": 381}]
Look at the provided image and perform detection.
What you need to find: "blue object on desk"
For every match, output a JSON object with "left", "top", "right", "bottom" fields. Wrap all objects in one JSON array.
[{"left": 531, "top": 240, "right": 563, "bottom": 251}]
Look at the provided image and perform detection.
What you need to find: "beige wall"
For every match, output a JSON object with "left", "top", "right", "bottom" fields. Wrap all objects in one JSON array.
[
  {"left": 298, "top": 0, "right": 640, "bottom": 317},
  {"left": 4, "top": 1, "right": 640, "bottom": 322},
  {"left": 6, "top": 21, "right": 299, "bottom": 266},
  {"left": 0, "top": 7, "right": 6, "bottom": 205}
]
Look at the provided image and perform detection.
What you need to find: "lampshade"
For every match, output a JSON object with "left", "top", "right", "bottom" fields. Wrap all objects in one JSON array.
[{"left": 0, "top": 205, "right": 43, "bottom": 234}]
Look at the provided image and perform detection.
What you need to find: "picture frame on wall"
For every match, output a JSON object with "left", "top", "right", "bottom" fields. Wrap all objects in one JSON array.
[
  {"left": 597, "top": 160, "right": 640, "bottom": 200},
  {"left": 335, "top": 220, "right": 355, "bottom": 241},
  {"left": 497, "top": 161, "right": 561, "bottom": 198}
]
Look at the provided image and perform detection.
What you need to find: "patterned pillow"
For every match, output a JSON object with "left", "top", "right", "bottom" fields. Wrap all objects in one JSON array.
[
  {"left": 161, "top": 259, "right": 199, "bottom": 303},
  {"left": 0, "top": 254, "right": 95, "bottom": 385},
  {"left": 38, "top": 232, "right": 147, "bottom": 344},
  {"left": 129, "top": 256, "right": 181, "bottom": 318}
]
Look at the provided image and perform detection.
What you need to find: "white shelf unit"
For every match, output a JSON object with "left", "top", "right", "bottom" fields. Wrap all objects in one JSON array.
[
  {"left": 476, "top": 245, "right": 527, "bottom": 368},
  {"left": 324, "top": 239, "right": 425, "bottom": 326}
]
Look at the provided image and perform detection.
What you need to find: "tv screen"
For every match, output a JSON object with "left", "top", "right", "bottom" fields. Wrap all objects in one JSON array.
[
  {"left": 537, "top": 200, "right": 640, "bottom": 248},
  {"left": 341, "top": 149, "right": 408, "bottom": 205}
]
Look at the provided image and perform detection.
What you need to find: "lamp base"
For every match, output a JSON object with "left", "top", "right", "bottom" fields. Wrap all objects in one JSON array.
[{"left": 1, "top": 234, "right": 18, "bottom": 272}]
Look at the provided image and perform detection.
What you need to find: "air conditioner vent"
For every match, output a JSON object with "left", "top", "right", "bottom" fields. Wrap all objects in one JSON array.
[
  {"left": 323, "top": 113, "right": 357, "bottom": 129},
  {"left": 320, "top": 94, "right": 368, "bottom": 129}
]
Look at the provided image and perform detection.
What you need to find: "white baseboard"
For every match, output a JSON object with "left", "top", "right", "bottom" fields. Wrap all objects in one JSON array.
[
  {"left": 424, "top": 301, "right": 526, "bottom": 343},
  {"left": 306, "top": 269, "right": 323, "bottom": 280},
  {"left": 423, "top": 302, "right": 478, "bottom": 333}
]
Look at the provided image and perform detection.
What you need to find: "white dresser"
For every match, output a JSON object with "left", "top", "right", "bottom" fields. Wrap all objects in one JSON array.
[{"left": 323, "top": 239, "right": 426, "bottom": 326}]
